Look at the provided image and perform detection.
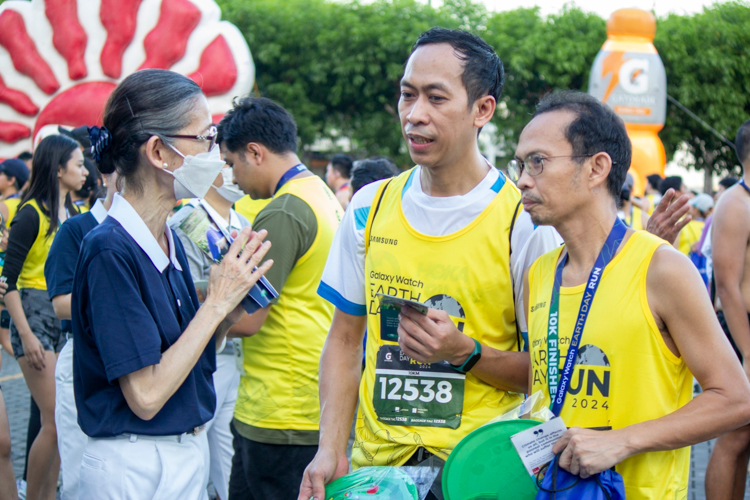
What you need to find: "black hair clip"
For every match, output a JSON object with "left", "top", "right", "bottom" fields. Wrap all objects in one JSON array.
[{"left": 88, "top": 126, "right": 111, "bottom": 163}]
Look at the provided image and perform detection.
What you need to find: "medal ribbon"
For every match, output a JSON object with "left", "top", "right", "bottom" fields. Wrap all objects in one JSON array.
[
  {"left": 547, "top": 218, "right": 628, "bottom": 416},
  {"left": 274, "top": 164, "right": 308, "bottom": 195}
]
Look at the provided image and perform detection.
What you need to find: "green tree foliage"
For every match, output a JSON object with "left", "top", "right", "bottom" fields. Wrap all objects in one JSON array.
[
  {"left": 484, "top": 7, "right": 605, "bottom": 154},
  {"left": 655, "top": 1, "right": 750, "bottom": 176},
  {"left": 218, "top": 0, "right": 750, "bottom": 173},
  {"left": 219, "top": 0, "right": 456, "bottom": 161}
]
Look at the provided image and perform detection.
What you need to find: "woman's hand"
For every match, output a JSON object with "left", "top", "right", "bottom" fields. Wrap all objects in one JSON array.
[
  {"left": 20, "top": 332, "right": 46, "bottom": 370},
  {"left": 205, "top": 227, "right": 273, "bottom": 317}
]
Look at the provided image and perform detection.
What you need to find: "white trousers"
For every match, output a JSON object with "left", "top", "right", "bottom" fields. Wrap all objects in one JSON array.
[
  {"left": 78, "top": 431, "right": 209, "bottom": 500},
  {"left": 205, "top": 353, "right": 240, "bottom": 500},
  {"left": 55, "top": 339, "right": 88, "bottom": 500}
]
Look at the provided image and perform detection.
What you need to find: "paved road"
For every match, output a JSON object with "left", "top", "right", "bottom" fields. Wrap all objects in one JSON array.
[{"left": 1, "top": 349, "right": 747, "bottom": 499}]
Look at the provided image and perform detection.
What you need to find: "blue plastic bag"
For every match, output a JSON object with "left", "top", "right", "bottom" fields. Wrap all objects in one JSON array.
[
  {"left": 535, "top": 455, "right": 626, "bottom": 500},
  {"left": 689, "top": 251, "right": 708, "bottom": 287}
]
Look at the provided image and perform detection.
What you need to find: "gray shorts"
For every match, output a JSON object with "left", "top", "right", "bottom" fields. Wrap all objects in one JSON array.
[{"left": 10, "top": 288, "right": 65, "bottom": 359}]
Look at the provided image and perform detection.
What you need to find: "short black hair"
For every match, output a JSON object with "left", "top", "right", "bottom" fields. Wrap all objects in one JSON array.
[
  {"left": 411, "top": 27, "right": 504, "bottom": 107},
  {"left": 659, "top": 176, "right": 683, "bottom": 196},
  {"left": 351, "top": 157, "right": 400, "bottom": 195},
  {"left": 16, "top": 151, "right": 32, "bottom": 161},
  {"left": 218, "top": 97, "right": 298, "bottom": 154},
  {"left": 330, "top": 154, "right": 353, "bottom": 178},
  {"left": 735, "top": 119, "right": 750, "bottom": 166},
  {"left": 719, "top": 176, "right": 738, "bottom": 189},
  {"left": 646, "top": 174, "right": 662, "bottom": 191},
  {"left": 533, "top": 91, "right": 631, "bottom": 200}
]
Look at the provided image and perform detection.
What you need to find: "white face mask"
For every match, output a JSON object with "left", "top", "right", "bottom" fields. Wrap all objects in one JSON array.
[
  {"left": 165, "top": 143, "right": 226, "bottom": 200},
  {"left": 212, "top": 167, "right": 245, "bottom": 203}
]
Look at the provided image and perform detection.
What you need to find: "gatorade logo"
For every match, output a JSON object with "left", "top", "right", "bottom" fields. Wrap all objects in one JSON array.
[
  {"left": 619, "top": 59, "right": 649, "bottom": 95},
  {"left": 601, "top": 53, "right": 650, "bottom": 101}
]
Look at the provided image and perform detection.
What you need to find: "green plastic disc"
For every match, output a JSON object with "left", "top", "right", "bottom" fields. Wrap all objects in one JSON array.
[
  {"left": 324, "top": 466, "right": 419, "bottom": 500},
  {"left": 443, "top": 419, "right": 539, "bottom": 500}
]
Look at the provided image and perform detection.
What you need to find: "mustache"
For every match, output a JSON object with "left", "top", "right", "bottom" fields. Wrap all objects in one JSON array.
[{"left": 521, "top": 191, "right": 543, "bottom": 203}]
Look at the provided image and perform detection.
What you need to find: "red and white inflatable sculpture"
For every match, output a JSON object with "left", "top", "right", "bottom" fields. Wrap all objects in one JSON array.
[{"left": 0, "top": 0, "right": 254, "bottom": 158}]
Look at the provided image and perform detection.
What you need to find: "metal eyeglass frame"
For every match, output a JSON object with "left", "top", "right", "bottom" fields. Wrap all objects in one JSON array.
[
  {"left": 162, "top": 124, "right": 218, "bottom": 151},
  {"left": 507, "top": 154, "right": 594, "bottom": 182}
]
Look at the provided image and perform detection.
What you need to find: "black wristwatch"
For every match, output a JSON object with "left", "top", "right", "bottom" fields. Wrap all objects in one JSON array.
[{"left": 450, "top": 339, "right": 482, "bottom": 374}]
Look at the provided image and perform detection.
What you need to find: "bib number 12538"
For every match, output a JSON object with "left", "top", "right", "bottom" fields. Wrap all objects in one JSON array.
[{"left": 373, "top": 345, "right": 464, "bottom": 429}]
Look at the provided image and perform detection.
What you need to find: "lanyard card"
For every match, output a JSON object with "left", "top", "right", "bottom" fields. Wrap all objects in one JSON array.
[
  {"left": 376, "top": 293, "right": 429, "bottom": 342},
  {"left": 547, "top": 219, "right": 627, "bottom": 416},
  {"left": 510, "top": 417, "right": 568, "bottom": 476}
]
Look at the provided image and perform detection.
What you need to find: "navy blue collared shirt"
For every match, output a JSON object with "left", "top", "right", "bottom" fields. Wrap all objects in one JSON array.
[
  {"left": 45, "top": 200, "right": 107, "bottom": 333},
  {"left": 72, "top": 195, "right": 216, "bottom": 437}
]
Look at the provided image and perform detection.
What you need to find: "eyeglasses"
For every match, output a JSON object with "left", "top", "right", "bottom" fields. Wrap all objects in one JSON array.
[
  {"left": 163, "top": 125, "right": 218, "bottom": 151},
  {"left": 507, "top": 154, "right": 594, "bottom": 182}
]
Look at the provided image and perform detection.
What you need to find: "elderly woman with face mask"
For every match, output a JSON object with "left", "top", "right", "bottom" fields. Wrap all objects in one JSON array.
[{"left": 72, "top": 69, "right": 272, "bottom": 500}]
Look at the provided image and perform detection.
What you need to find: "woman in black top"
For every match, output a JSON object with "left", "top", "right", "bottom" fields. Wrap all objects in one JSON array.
[{"left": 2, "top": 135, "right": 87, "bottom": 500}]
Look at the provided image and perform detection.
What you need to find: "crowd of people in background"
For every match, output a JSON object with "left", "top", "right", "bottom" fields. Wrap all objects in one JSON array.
[{"left": 0, "top": 26, "right": 747, "bottom": 500}]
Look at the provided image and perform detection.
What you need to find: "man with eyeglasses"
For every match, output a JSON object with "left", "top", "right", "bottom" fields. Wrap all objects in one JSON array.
[{"left": 519, "top": 91, "right": 750, "bottom": 499}]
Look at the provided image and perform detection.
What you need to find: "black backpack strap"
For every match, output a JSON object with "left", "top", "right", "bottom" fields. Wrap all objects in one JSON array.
[
  {"left": 509, "top": 199, "right": 522, "bottom": 256},
  {"left": 364, "top": 179, "right": 392, "bottom": 257},
  {"left": 509, "top": 199, "right": 523, "bottom": 350}
]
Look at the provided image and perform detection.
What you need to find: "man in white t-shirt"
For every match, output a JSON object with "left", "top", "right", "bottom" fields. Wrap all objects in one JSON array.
[
  {"left": 298, "top": 27, "right": 691, "bottom": 500},
  {"left": 299, "top": 28, "right": 559, "bottom": 500}
]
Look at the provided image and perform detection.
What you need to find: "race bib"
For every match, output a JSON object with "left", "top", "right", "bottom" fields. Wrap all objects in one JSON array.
[{"left": 373, "top": 344, "right": 465, "bottom": 429}]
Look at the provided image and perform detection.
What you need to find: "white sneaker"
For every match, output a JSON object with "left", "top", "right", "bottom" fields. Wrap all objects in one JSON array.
[{"left": 16, "top": 479, "right": 26, "bottom": 500}]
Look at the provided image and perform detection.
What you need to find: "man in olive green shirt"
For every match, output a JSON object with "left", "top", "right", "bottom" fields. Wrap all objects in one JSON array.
[{"left": 219, "top": 97, "right": 343, "bottom": 500}]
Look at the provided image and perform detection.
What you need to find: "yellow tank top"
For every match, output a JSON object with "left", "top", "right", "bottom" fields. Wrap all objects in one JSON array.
[
  {"left": 624, "top": 205, "right": 645, "bottom": 231},
  {"left": 17, "top": 199, "right": 54, "bottom": 290},
  {"left": 234, "top": 196, "right": 271, "bottom": 224},
  {"left": 0, "top": 197, "right": 21, "bottom": 275},
  {"left": 527, "top": 230, "right": 692, "bottom": 500},
  {"left": 677, "top": 220, "right": 704, "bottom": 256},
  {"left": 4, "top": 197, "right": 20, "bottom": 224},
  {"left": 354, "top": 168, "right": 523, "bottom": 468},
  {"left": 234, "top": 175, "right": 343, "bottom": 431}
]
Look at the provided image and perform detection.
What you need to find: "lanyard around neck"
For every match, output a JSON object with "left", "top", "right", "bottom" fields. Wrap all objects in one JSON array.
[
  {"left": 274, "top": 164, "right": 308, "bottom": 195},
  {"left": 198, "top": 199, "right": 234, "bottom": 240},
  {"left": 547, "top": 218, "right": 628, "bottom": 416},
  {"left": 739, "top": 179, "right": 750, "bottom": 195}
]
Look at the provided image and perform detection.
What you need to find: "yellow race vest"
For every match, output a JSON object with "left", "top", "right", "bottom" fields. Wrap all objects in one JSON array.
[
  {"left": 623, "top": 205, "right": 645, "bottom": 231},
  {"left": 234, "top": 175, "right": 343, "bottom": 431},
  {"left": 4, "top": 197, "right": 20, "bottom": 224},
  {"left": 0, "top": 197, "right": 21, "bottom": 275},
  {"left": 677, "top": 220, "right": 704, "bottom": 256},
  {"left": 354, "top": 168, "right": 523, "bottom": 468},
  {"left": 234, "top": 195, "right": 271, "bottom": 224},
  {"left": 527, "top": 230, "right": 692, "bottom": 500},
  {"left": 17, "top": 199, "right": 54, "bottom": 290}
]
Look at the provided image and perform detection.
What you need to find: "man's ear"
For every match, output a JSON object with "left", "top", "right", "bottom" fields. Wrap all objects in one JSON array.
[
  {"left": 245, "top": 142, "right": 263, "bottom": 165},
  {"left": 589, "top": 151, "right": 613, "bottom": 191},
  {"left": 473, "top": 95, "right": 497, "bottom": 129}
]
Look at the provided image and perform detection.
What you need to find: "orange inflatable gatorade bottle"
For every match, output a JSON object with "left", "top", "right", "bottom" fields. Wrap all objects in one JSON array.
[{"left": 589, "top": 9, "right": 667, "bottom": 197}]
